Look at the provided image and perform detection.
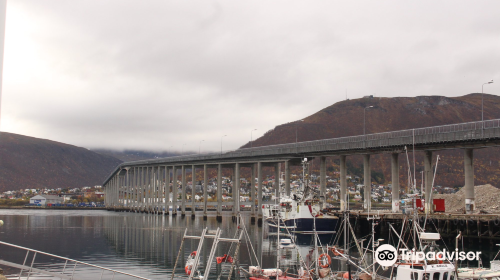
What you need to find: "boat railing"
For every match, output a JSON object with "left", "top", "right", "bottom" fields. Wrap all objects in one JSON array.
[{"left": 0, "top": 240, "right": 150, "bottom": 280}]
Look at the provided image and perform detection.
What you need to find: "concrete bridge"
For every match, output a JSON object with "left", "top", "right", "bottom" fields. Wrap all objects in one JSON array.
[{"left": 103, "top": 119, "right": 500, "bottom": 220}]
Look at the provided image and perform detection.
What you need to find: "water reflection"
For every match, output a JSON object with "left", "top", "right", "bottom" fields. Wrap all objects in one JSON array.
[{"left": 1, "top": 210, "right": 498, "bottom": 279}]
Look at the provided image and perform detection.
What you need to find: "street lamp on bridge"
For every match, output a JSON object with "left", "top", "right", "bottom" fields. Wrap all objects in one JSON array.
[
  {"left": 221, "top": 135, "right": 227, "bottom": 155},
  {"left": 482, "top": 80, "right": 494, "bottom": 123},
  {"left": 250, "top": 129, "right": 257, "bottom": 148},
  {"left": 295, "top": 120, "right": 304, "bottom": 143},
  {"left": 199, "top": 140, "right": 204, "bottom": 154},
  {"left": 364, "top": 106, "right": 374, "bottom": 135}
]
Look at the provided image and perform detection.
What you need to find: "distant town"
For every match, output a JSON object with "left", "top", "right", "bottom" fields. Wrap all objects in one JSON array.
[{"left": 0, "top": 171, "right": 458, "bottom": 208}]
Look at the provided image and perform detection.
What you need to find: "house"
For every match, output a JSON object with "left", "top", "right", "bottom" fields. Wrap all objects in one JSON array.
[{"left": 30, "top": 195, "right": 63, "bottom": 206}]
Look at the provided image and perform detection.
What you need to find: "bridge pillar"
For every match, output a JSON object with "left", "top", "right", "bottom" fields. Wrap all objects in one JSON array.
[
  {"left": 217, "top": 164, "right": 222, "bottom": 219},
  {"left": 144, "top": 167, "right": 149, "bottom": 212},
  {"left": 181, "top": 166, "right": 186, "bottom": 216},
  {"left": 320, "top": 156, "right": 327, "bottom": 208},
  {"left": 161, "top": 166, "right": 166, "bottom": 215},
  {"left": 275, "top": 163, "right": 280, "bottom": 198},
  {"left": 424, "top": 151, "right": 433, "bottom": 214},
  {"left": 191, "top": 165, "right": 196, "bottom": 217},
  {"left": 257, "top": 162, "right": 263, "bottom": 224},
  {"left": 391, "top": 153, "right": 400, "bottom": 213},
  {"left": 142, "top": 167, "right": 146, "bottom": 211},
  {"left": 165, "top": 166, "right": 170, "bottom": 215},
  {"left": 234, "top": 163, "right": 240, "bottom": 218},
  {"left": 285, "top": 160, "right": 290, "bottom": 197},
  {"left": 340, "top": 155, "right": 347, "bottom": 211},
  {"left": 250, "top": 163, "right": 256, "bottom": 222},
  {"left": 172, "top": 166, "right": 177, "bottom": 216},
  {"left": 157, "top": 166, "right": 162, "bottom": 213},
  {"left": 363, "top": 154, "right": 371, "bottom": 211},
  {"left": 203, "top": 164, "right": 208, "bottom": 218},
  {"left": 464, "top": 149, "right": 475, "bottom": 214}
]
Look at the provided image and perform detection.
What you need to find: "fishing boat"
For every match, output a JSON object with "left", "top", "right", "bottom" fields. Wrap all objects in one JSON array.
[
  {"left": 456, "top": 244, "right": 500, "bottom": 279},
  {"left": 264, "top": 158, "right": 338, "bottom": 235}
]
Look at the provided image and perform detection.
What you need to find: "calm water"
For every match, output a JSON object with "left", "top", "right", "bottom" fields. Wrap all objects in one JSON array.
[
  {"left": 0, "top": 210, "right": 332, "bottom": 280},
  {"left": 0, "top": 210, "right": 498, "bottom": 279}
]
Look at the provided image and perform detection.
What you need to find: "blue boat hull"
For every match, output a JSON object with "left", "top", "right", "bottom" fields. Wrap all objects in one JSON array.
[{"left": 268, "top": 217, "right": 338, "bottom": 234}]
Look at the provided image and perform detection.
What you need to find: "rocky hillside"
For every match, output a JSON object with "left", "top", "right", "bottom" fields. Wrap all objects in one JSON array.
[
  {"left": 242, "top": 94, "right": 500, "bottom": 189},
  {"left": 0, "top": 132, "right": 122, "bottom": 192}
]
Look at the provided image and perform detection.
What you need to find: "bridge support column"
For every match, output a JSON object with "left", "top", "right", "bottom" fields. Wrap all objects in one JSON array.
[
  {"left": 340, "top": 155, "right": 347, "bottom": 211},
  {"left": 320, "top": 156, "right": 327, "bottom": 208},
  {"left": 147, "top": 167, "right": 151, "bottom": 212},
  {"left": 181, "top": 166, "right": 186, "bottom": 216},
  {"left": 257, "top": 162, "right": 263, "bottom": 225},
  {"left": 391, "top": 153, "right": 400, "bottom": 213},
  {"left": 424, "top": 151, "right": 433, "bottom": 214},
  {"left": 203, "top": 164, "right": 208, "bottom": 219},
  {"left": 250, "top": 163, "right": 256, "bottom": 223},
  {"left": 285, "top": 161, "right": 290, "bottom": 197},
  {"left": 172, "top": 166, "right": 177, "bottom": 216},
  {"left": 165, "top": 166, "right": 170, "bottom": 215},
  {"left": 363, "top": 154, "right": 371, "bottom": 211},
  {"left": 464, "top": 149, "right": 475, "bottom": 214},
  {"left": 275, "top": 163, "right": 280, "bottom": 197},
  {"left": 157, "top": 166, "right": 162, "bottom": 214},
  {"left": 191, "top": 165, "right": 196, "bottom": 217},
  {"left": 217, "top": 164, "right": 222, "bottom": 220},
  {"left": 126, "top": 168, "right": 130, "bottom": 210},
  {"left": 234, "top": 163, "right": 240, "bottom": 218}
]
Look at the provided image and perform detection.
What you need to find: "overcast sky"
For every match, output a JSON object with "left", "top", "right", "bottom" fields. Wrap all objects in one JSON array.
[{"left": 0, "top": 1, "right": 499, "bottom": 153}]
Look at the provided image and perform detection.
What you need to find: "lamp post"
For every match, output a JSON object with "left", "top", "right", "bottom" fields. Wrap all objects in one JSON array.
[
  {"left": 250, "top": 129, "right": 257, "bottom": 148},
  {"left": 364, "top": 106, "right": 374, "bottom": 135},
  {"left": 295, "top": 120, "right": 304, "bottom": 143},
  {"left": 221, "top": 135, "right": 227, "bottom": 155},
  {"left": 199, "top": 140, "right": 204, "bottom": 154},
  {"left": 482, "top": 80, "right": 494, "bottom": 123}
]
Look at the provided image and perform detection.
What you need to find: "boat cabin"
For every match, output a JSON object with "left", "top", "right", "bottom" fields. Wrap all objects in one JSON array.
[{"left": 394, "top": 263, "right": 456, "bottom": 280}]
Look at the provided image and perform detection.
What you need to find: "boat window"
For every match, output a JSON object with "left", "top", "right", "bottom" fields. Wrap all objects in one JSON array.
[
  {"left": 433, "top": 272, "right": 440, "bottom": 280},
  {"left": 443, "top": 272, "right": 448, "bottom": 280},
  {"left": 449, "top": 273, "right": 455, "bottom": 280},
  {"left": 411, "top": 272, "right": 419, "bottom": 280},
  {"left": 423, "top": 273, "right": 430, "bottom": 280}
]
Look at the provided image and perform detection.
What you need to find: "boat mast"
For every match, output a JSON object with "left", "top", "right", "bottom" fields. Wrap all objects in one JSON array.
[{"left": 277, "top": 188, "right": 281, "bottom": 275}]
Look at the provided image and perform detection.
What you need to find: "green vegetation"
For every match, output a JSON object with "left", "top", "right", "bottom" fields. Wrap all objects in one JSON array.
[{"left": 0, "top": 198, "right": 29, "bottom": 207}]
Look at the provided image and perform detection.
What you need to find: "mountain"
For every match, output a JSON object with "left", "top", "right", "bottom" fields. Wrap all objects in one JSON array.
[
  {"left": 93, "top": 149, "right": 181, "bottom": 162},
  {"left": 242, "top": 94, "right": 500, "bottom": 189},
  {"left": 0, "top": 132, "right": 122, "bottom": 192}
]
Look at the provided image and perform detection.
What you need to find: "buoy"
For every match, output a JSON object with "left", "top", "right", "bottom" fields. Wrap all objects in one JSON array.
[{"left": 318, "top": 253, "right": 331, "bottom": 268}]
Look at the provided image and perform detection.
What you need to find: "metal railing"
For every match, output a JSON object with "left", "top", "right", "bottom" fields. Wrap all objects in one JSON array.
[
  {"left": 0, "top": 241, "right": 150, "bottom": 280},
  {"left": 103, "top": 119, "right": 500, "bottom": 186}
]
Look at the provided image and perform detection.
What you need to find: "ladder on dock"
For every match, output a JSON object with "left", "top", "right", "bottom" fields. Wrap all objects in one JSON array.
[
  {"left": 0, "top": 240, "right": 150, "bottom": 280},
  {"left": 172, "top": 227, "right": 243, "bottom": 280}
]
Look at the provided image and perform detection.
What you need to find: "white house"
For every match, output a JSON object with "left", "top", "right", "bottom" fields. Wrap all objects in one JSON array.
[{"left": 30, "top": 195, "right": 63, "bottom": 206}]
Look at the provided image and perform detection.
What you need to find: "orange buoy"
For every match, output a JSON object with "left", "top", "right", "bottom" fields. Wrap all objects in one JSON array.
[{"left": 318, "top": 253, "right": 331, "bottom": 268}]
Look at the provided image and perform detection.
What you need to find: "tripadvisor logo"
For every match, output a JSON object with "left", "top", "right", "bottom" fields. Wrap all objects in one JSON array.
[
  {"left": 374, "top": 244, "right": 482, "bottom": 267},
  {"left": 375, "top": 245, "right": 398, "bottom": 267}
]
